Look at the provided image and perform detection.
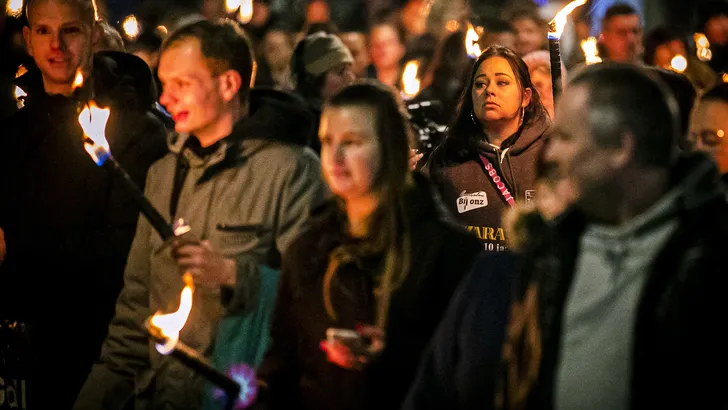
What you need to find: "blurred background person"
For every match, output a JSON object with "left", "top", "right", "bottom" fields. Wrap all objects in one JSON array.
[
  {"left": 368, "top": 16, "right": 407, "bottom": 87},
  {"left": 696, "top": 0, "right": 728, "bottom": 72},
  {"left": 258, "top": 26, "right": 296, "bottom": 89},
  {"left": 522, "top": 50, "right": 564, "bottom": 120},
  {"left": 291, "top": 31, "right": 356, "bottom": 152},
  {"left": 688, "top": 82, "right": 728, "bottom": 176},
  {"left": 507, "top": 7, "right": 548, "bottom": 57},
  {"left": 255, "top": 81, "right": 481, "bottom": 410},
  {"left": 598, "top": 3, "right": 644, "bottom": 64},
  {"left": 479, "top": 19, "right": 516, "bottom": 50},
  {"left": 424, "top": 45, "right": 551, "bottom": 254},
  {"left": 340, "top": 31, "right": 371, "bottom": 78},
  {"left": 648, "top": 67, "right": 698, "bottom": 151},
  {"left": 94, "top": 20, "right": 125, "bottom": 52},
  {"left": 643, "top": 26, "right": 717, "bottom": 92}
]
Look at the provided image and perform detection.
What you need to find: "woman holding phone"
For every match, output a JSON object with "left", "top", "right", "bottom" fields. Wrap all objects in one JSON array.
[{"left": 255, "top": 81, "right": 481, "bottom": 410}]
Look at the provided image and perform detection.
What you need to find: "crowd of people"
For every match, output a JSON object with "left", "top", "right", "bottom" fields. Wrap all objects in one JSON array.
[{"left": 1, "top": 0, "right": 728, "bottom": 409}]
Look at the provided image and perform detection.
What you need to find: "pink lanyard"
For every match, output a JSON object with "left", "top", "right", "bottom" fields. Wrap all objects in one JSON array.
[{"left": 478, "top": 154, "right": 516, "bottom": 208}]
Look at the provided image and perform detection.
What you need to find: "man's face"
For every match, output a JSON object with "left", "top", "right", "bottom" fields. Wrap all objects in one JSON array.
[
  {"left": 688, "top": 99, "right": 728, "bottom": 174},
  {"left": 23, "top": 0, "right": 96, "bottom": 94},
  {"left": 158, "top": 38, "right": 227, "bottom": 138},
  {"left": 340, "top": 32, "right": 370, "bottom": 78},
  {"left": 512, "top": 18, "right": 544, "bottom": 56},
  {"left": 600, "top": 14, "right": 642, "bottom": 63},
  {"left": 544, "top": 85, "right": 618, "bottom": 214}
]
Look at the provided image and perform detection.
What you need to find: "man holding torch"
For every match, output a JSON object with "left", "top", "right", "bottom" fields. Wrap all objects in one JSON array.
[
  {"left": 0, "top": 0, "right": 168, "bottom": 408},
  {"left": 73, "top": 18, "right": 326, "bottom": 410}
]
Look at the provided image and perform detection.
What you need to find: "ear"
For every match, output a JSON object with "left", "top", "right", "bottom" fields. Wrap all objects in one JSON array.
[
  {"left": 610, "top": 131, "right": 635, "bottom": 169},
  {"left": 22, "top": 26, "right": 34, "bottom": 57},
  {"left": 90, "top": 22, "right": 101, "bottom": 48},
  {"left": 522, "top": 87, "right": 533, "bottom": 109},
  {"left": 218, "top": 69, "right": 243, "bottom": 103}
]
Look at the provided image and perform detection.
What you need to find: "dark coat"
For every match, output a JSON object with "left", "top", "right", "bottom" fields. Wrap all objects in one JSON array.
[
  {"left": 527, "top": 153, "right": 728, "bottom": 410},
  {"left": 0, "top": 51, "right": 168, "bottom": 409},
  {"left": 255, "top": 174, "right": 483, "bottom": 410}
]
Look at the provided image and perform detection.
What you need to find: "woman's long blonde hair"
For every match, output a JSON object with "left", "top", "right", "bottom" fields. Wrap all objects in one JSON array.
[{"left": 321, "top": 81, "right": 414, "bottom": 329}]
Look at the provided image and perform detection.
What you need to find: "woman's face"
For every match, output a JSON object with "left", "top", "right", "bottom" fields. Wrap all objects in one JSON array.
[
  {"left": 472, "top": 56, "right": 530, "bottom": 126},
  {"left": 369, "top": 25, "right": 405, "bottom": 70},
  {"left": 320, "top": 63, "right": 356, "bottom": 101},
  {"left": 319, "top": 105, "right": 381, "bottom": 201},
  {"left": 513, "top": 18, "right": 545, "bottom": 56}
]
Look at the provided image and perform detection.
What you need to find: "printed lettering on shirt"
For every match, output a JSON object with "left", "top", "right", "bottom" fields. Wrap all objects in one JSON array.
[
  {"left": 525, "top": 190, "right": 536, "bottom": 204},
  {"left": 456, "top": 190, "right": 488, "bottom": 213},
  {"left": 465, "top": 225, "right": 508, "bottom": 252}
]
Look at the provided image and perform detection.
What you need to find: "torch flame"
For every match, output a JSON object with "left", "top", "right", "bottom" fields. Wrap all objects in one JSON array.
[
  {"left": 225, "top": 0, "right": 242, "bottom": 13},
  {"left": 465, "top": 22, "right": 482, "bottom": 59},
  {"left": 548, "top": 0, "right": 587, "bottom": 39},
  {"left": 6, "top": 0, "right": 23, "bottom": 17},
  {"left": 72, "top": 69, "right": 84, "bottom": 91},
  {"left": 15, "top": 86, "right": 26, "bottom": 109},
  {"left": 150, "top": 273, "right": 195, "bottom": 351},
  {"left": 401, "top": 60, "right": 421, "bottom": 98},
  {"left": 670, "top": 54, "right": 688, "bottom": 73},
  {"left": 122, "top": 15, "right": 141, "bottom": 41},
  {"left": 694, "top": 33, "right": 712, "bottom": 62},
  {"left": 78, "top": 101, "right": 112, "bottom": 165},
  {"left": 15, "top": 65, "right": 27, "bottom": 79},
  {"left": 723, "top": 73, "right": 728, "bottom": 83},
  {"left": 580, "top": 37, "right": 602, "bottom": 65},
  {"left": 239, "top": 0, "right": 253, "bottom": 23}
]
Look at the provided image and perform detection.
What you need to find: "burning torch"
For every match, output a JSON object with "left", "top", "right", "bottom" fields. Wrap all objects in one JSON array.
[
  {"left": 401, "top": 60, "right": 421, "bottom": 100},
  {"left": 548, "top": 0, "right": 587, "bottom": 102},
  {"left": 145, "top": 274, "right": 245, "bottom": 410}
]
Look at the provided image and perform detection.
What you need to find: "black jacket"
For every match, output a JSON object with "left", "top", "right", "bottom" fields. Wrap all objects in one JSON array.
[
  {"left": 526, "top": 153, "right": 728, "bottom": 410},
  {"left": 255, "top": 174, "right": 482, "bottom": 410},
  {"left": 0, "top": 51, "right": 168, "bottom": 409}
]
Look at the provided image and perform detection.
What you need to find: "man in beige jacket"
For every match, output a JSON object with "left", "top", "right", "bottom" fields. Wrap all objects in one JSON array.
[{"left": 74, "top": 19, "right": 326, "bottom": 409}]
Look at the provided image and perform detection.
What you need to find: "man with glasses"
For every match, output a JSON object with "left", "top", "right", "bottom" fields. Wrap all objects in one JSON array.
[{"left": 688, "top": 82, "right": 728, "bottom": 175}]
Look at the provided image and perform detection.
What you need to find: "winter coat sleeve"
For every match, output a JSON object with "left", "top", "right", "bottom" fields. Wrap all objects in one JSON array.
[{"left": 72, "top": 171, "right": 157, "bottom": 410}]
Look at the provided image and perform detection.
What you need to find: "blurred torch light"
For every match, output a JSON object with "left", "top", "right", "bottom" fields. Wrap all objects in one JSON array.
[
  {"left": 580, "top": 37, "right": 602, "bottom": 65},
  {"left": 15, "top": 86, "right": 26, "bottom": 109},
  {"left": 15, "top": 65, "right": 27, "bottom": 79},
  {"left": 225, "top": 0, "right": 242, "bottom": 14},
  {"left": 6, "top": 0, "right": 22, "bottom": 17},
  {"left": 465, "top": 22, "right": 482, "bottom": 59},
  {"left": 722, "top": 73, "right": 728, "bottom": 83},
  {"left": 156, "top": 25, "right": 168, "bottom": 37},
  {"left": 694, "top": 33, "right": 712, "bottom": 62},
  {"left": 122, "top": 14, "right": 141, "bottom": 41},
  {"left": 670, "top": 54, "right": 688, "bottom": 73},
  {"left": 401, "top": 60, "right": 421, "bottom": 98},
  {"left": 72, "top": 68, "right": 84, "bottom": 91},
  {"left": 238, "top": 0, "right": 253, "bottom": 24}
]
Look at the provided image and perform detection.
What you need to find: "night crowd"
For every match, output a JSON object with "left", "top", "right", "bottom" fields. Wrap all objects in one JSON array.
[{"left": 1, "top": 0, "right": 728, "bottom": 409}]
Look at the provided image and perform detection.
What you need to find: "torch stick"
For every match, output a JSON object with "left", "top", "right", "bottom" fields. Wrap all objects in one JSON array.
[
  {"left": 146, "top": 320, "right": 241, "bottom": 410},
  {"left": 548, "top": 26, "right": 563, "bottom": 103}
]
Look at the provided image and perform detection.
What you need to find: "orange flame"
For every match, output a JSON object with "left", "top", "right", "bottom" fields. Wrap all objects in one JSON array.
[
  {"left": 670, "top": 54, "right": 688, "bottom": 73},
  {"left": 6, "top": 0, "right": 22, "bottom": 17},
  {"left": 465, "top": 22, "right": 481, "bottom": 59},
  {"left": 72, "top": 69, "right": 84, "bottom": 91},
  {"left": 548, "top": 0, "right": 587, "bottom": 39},
  {"left": 150, "top": 273, "right": 195, "bottom": 353},
  {"left": 15, "top": 65, "right": 27, "bottom": 79},
  {"left": 239, "top": 0, "right": 253, "bottom": 24},
  {"left": 401, "top": 60, "right": 421, "bottom": 98},
  {"left": 723, "top": 73, "right": 728, "bottom": 83},
  {"left": 225, "top": 0, "right": 242, "bottom": 13},
  {"left": 78, "top": 101, "right": 112, "bottom": 164},
  {"left": 14, "top": 86, "right": 26, "bottom": 109},
  {"left": 694, "top": 33, "right": 712, "bottom": 62},
  {"left": 580, "top": 37, "right": 602, "bottom": 64}
]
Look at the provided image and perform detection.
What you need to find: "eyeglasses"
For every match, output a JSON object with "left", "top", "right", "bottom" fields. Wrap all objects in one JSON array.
[{"left": 687, "top": 129, "right": 726, "bottom": 147}]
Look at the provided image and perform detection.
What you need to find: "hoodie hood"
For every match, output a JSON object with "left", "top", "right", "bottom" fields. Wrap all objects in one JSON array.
[
  {"left": 478, "top": 112, "right": 552, "bottom": 156},
  {"left": 15, "top": 51, "right": 157, "bottom": 112}
]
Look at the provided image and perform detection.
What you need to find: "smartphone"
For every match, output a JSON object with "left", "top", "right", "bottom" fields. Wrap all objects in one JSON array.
[{"left": 326, "top": 328, "right": 363, "bottom": 351}]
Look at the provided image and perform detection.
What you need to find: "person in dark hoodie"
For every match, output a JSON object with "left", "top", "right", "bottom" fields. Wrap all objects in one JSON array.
[
  {"left": 0, "top": 0, "right": 168, "bottom": 408},
  {"left": 423, "top": 45, "right": 551, "bottom": 253},
  {"left": 73, "top": 18, "right": 327, "bottom": 410},
  {"left": 254, "top": 81, "right": 481, "bottom": 410}
]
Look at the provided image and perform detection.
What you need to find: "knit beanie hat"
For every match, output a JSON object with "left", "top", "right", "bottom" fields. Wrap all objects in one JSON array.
[{"left": 303, "top": 31, "right": 354, "bottom": 76}]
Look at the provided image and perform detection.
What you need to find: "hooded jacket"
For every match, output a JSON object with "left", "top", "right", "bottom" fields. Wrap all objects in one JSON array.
[
  {"left": 73, "top": 88, "right": 328, "bottom": 410},
  {"left": 0, "top": 51, "right": 167, "bottom": 409},
  {"left": 425, "top": 114, "right": 551, "bottom": 253},
  {"left": 255, "top": 173, "right": 482, "bottom": 410}
]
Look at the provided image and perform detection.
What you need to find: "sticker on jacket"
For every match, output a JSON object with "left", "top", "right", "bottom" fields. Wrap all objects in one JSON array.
[
  {"left": 525, "top": 190, "right": 536, "bottom": 204},
  {"left": 457, "top": 190, "right": 488, "bottom": 213}
]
